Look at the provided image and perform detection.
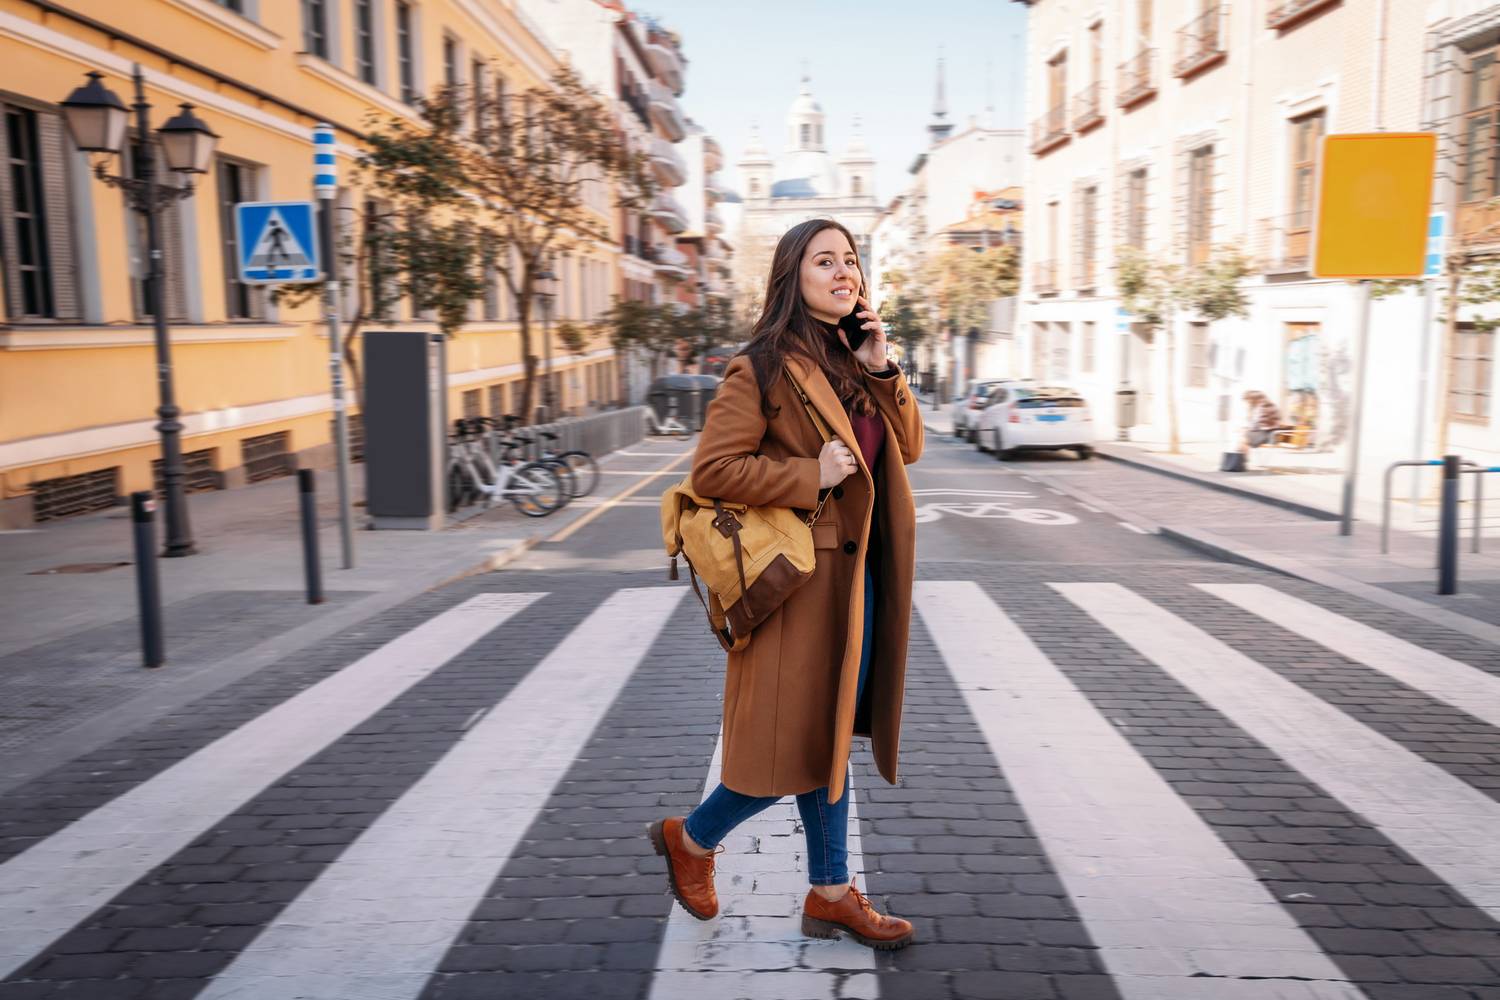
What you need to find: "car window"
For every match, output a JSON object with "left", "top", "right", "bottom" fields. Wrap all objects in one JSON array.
[{"left": 989, "top": 389, "right": 1008, "bottom": 404}]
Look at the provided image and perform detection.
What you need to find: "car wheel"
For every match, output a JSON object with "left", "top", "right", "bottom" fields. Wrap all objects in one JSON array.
[
  {"left": 975, "top": 425, "right": 990, "bottom": 452},
  {"left": 967, "top": 425, "right": 979, "bottom": 445},
  {"left": 993, "top": 430, "right": 1011, "bottom": 461},
  {"left": 1076, "top": 446, "right": 1094, "bottom": 460}
]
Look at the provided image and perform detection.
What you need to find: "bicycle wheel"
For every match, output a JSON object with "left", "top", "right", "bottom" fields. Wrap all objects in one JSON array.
[
  {"left": 508, "top": 462, "right": 564, "bottom": 517},
  {"left": 447, "top": 464, "right": 476, "bottom": 513},
  {"left": 557, "top": 450, "right": 599, "bottom": 498},
  {"left": 543, "top": 458, "right": 578, "bottom": 503}
]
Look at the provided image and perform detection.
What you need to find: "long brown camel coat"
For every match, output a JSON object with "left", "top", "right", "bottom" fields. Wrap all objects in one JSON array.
[{"left": 690, "top": 353, "right": 923, "bottom": 804}]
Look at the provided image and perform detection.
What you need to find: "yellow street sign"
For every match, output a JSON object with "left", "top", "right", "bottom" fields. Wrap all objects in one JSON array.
[{"left": 1311, "top": 132, "right": 1437, "bottom": 279}]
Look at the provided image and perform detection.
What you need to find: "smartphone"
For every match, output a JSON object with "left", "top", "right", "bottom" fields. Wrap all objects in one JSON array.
[{"left": 838, "top": 306, "right": 871, "bottom": 353}]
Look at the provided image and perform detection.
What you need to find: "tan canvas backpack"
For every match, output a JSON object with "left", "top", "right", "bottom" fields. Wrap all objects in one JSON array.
[{"left": 660, "top": 367, "right": 833, "bottom": 651}]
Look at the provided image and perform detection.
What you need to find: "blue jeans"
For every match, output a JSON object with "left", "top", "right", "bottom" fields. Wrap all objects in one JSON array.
[{"left": 684, "top": 567, "right": 876, "bottom": 885}]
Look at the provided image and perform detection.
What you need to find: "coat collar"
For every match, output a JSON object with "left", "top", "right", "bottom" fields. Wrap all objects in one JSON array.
[{"left": 785, "top": 354, "right": 869, "bottom": 481}]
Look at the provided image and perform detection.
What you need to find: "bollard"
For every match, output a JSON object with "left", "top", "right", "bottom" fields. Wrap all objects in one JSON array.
[
  {"left": 298, "top": 469, "right": 325, "bottom": 605},
  {"left": 131, "top": 491, "right": 165, "bottom": 668},
  {"left": 1438, "top": 455, "right": 1460, "bottom": 596}
]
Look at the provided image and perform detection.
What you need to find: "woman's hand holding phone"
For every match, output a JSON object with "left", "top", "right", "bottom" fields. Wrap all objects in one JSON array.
[{"left": 838, "top": 294, "right": 889, "bottom": 372}]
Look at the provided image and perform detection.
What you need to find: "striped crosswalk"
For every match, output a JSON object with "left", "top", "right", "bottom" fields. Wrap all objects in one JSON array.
[{"left": 1, "top": 575, "right": 1498, "bottom": 998}]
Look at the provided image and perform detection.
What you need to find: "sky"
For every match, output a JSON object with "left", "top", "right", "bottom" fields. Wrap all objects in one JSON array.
[{"left": 637, "top": 1, "right": 1032, "bottom": 205}]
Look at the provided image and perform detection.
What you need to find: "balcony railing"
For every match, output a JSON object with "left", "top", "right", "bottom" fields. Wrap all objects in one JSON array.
[
  {"left": 1266, "top": 0, "right": 1340, "bottom": 31},
  {"left": 645, "top": 40, "right": 684, "bottom": 95},
  {"left": 648, "top": 79, "right": 686, "bottom": 142},
  {"left": 1117, "top": 49, "right": 1158, "bottom": 109},
  {"left": 650, "top": 191, "right": 688, "bottom": 234},
  {"left": 703, "top": 135, "right": 723, "bottom": 173},
  {"left": 649, "top": 135, "right": 687, "bottom": 187},
  {"left": 1030, "top": 104, "right": 1068, "bottom": 155},
  {"left": 1255, "top": 213, "right": 1313, "bottom": 274},
  {"left": 1032, "top": 260, "right": 1058, "bottom": 294},
  {"left": 1071, "top": 82, "right": 1104, "bottom": 133},
  {"left": 654, "top": 245, "right": 692, "bottom": 280},
  {"left": 1174, "top": 5, "right": 1227, "bottom": 79}
]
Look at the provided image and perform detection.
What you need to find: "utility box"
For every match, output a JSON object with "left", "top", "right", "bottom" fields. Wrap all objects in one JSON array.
[
  {"left": 1115, "top": 387, "right": 1138, "bottom": 429},
  {"left": 363, "top": 331, "right": 448, "bottom": 530}
]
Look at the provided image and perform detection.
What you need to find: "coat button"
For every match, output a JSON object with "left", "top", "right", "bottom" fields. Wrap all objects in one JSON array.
[
  {"left": 832, "top": 485, "right": 844, "bottom": 500},
  {"left": 897, "top": 391, "right": 906, "bottom": 405},
  {"left": 842, "top": 540, "right": 856, "bottom": 555}
]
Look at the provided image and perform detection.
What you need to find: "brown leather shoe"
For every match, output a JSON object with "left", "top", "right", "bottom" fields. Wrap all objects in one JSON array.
[
  {"left": 801, "top": 879, "right": 914, "bottom": 950},
  {"left": 648, "top": 816, "right": 722, "bottom": 920}
]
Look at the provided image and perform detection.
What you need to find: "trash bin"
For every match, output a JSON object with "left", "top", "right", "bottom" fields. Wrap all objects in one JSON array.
[
  {"left": 647, "top": 374, "right": 702, "bottom": 428},
  {"left": 1115, "top": 388, "right": 1138, "bottom": 430}
]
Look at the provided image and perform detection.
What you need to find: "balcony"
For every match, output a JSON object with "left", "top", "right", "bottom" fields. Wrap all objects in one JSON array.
[
  {"left": 645, "top": 40, "right": 684, "bottom": 95},
  {"left": 705, "top": 206, "right": 724, "bottom": 236},
  {"left": 1032, "top": 260, "right": 1058, "bottom": 295},
  {"left": 648, "top": 79, "right": 686, "bottom": 142},
  {"left": 704, "top": 174, "right": 731, "bottom": 203},
  {"left": 1266, "top": 0, "right": 1340, "bottom": 31},
  {"left": 704, "top": 135, "right": 723, "bottom": 173},
  {"left": 1175, "top": 6, "right": 1227, "bottom": 79},
  {"left": 1117, "top": 49, "right": 1158, "bottom": 109},
  {"left": 649, "top": 136, "right": 687, "bottom": 187},
  {"left": 1030, "top": 104, "right": 1068, "bottom": 155},
  {"left": 650, "top": 191, "right": 689, "bottom": 234},
  {"left": 654, "top": 245, "right": 692, "bottom": 281},
  {"left": 1071, "top": 82, "right": 1104, "bottom": 134},
  {"left": 1255, "top": 213, "right": 1313, "bottom": 274}
]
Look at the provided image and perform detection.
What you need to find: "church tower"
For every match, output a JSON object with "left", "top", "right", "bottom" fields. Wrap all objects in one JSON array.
[
  {"left": 838, "top": 118, "right": 876, "bottom": 202},
  {"left": 785, "top": 72, "right": 826, "bottom": 153},
  {"left": 927, "top": 56, "right": 954, "bottom": 145},
  {"left": 738, "top": 124, "right": 773, "bottom": 201}
]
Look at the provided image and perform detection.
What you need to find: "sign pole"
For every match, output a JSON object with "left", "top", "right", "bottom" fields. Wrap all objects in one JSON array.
[
  {"left": 314, "top": 123, "right": 355, "bottom": 569},
  {"left": 1340, "top": 279, "right": 1372, "bottom": 536}
]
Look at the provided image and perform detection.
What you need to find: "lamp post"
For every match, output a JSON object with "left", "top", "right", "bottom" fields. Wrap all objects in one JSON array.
[
  {"left": 61, "top": 65, "right": 218, "bottom": 557},
  {"left": 534, "top": 266, "right": 558, "bottom": 420}
]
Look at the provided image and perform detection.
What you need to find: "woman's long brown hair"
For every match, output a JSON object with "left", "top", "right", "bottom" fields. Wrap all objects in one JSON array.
[{"left": 740, "top": 218, "right": 876, "bottom": 419}]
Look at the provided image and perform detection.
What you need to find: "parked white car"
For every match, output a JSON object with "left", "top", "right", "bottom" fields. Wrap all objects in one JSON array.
[
  {"left": 950, "top": 378, "right": 1022, "bottom": 443},
  {"left": 975, "top": 384, "right": 1095, "bottom": 460}
]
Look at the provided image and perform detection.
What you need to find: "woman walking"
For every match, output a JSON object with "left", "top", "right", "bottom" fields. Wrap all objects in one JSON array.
[{"left": 649, "top": 219, "right": 923, "bottom": 950}]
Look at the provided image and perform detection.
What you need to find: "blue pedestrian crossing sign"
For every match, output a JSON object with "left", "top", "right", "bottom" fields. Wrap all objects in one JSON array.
[{"left": 235, "top": 201, "right": 320, "bottom": 284}]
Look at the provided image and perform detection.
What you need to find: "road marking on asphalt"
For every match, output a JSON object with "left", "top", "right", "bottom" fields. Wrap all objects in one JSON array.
[
  {"left": 0, "top": 591, "right": 544, "bottom": 980},
  {"left": 1056, "top": 583, "right": 1500, "bottom": 921},
  {"left": 549, "top": 451, "right": 691, "bottom": 543},
  {"left": 916, "top": 583, "right": 1355, "bottom": 999},
  {"left": 199, "top": 586, "right": 687, "bottom": 1000},
  {"left": 1119, "top": 522, "right": 1150, "bottom": 534},
  {"left": 1197, "top": 584, "right": 1500, "bottom": 732},
  {"left": 1078, "top": 502, "right": 1103, "bottom": 513},
  {"left": 915, "top": 502, "right": 1079, "bottom": 525},
  {"left": 648, "top": 735, "right": 876, "bottom": 999}
]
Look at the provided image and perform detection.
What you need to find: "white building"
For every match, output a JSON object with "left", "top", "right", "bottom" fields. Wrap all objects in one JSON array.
[
  {"left": 729, "top": 75, "right": 882, "bottom": 311},
  {"left": 1011, "top": 0, "right": 1498, "bottom": 502}
]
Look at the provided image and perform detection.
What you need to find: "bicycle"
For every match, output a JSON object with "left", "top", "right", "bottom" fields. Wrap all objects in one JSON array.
[
  {"left": 447, "top": 418, "right": 565, "bottom": 517},
  {"left": 503, "top": 416, "right": 599, "bottom": 499}
]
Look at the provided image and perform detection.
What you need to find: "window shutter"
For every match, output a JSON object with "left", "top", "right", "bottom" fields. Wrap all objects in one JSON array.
[
  {"left": 37, "top": 113, "right": 79, "bottom": 320},
  {"left": 0, "top": 106, "right": 19, "bottom": 318},
  {"left": 157, "top": 170, "right": 189, "bottom": 322}
]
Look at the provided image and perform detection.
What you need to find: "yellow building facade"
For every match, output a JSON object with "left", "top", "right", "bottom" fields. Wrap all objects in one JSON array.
[{"left": 0, "top": 0, "right": 624, "bottom": 527}]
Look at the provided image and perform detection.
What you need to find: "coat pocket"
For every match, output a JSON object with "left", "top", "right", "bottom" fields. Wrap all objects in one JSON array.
[{"left": 812, "top": 523, "right": 839, "bottom": 549}]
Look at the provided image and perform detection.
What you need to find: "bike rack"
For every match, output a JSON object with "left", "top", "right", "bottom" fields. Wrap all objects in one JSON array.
[{"left": 1381, "top": 458, "right": 1483, "bottom": 555}]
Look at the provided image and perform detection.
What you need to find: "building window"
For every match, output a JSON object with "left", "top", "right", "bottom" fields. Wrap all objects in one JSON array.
[
  {"left": 1089, "top": 20, "right": 1103, "bottom": 85},
  {"left": 1462, "top": 48, "right": 1499, "bottom": 203},
  {"left": 1079, "top": 185, "right": 1098, "bottom": 290},
  {"left": 355, "top": 0, "right": 377, "bottom": 85},
  {"left": 749, "top": 178, "right": 760, "bottom": 197},
  {"left": 302, "top": 0, "right": 329, "bottom": 58},
  {"left": 1450, "top": 324, "right": 1494, "bottom": 422},
  {"left": 126, "top": 139, "right": 187, "bottom": 322},
  {"left": 216, "top": 157, "right": 265, "bottom": 320},
  {"left": 1188, "top": 144, "right": 1213, "bottom": 265},
  {"left": 852, "top": 175, "right": 862, "bottom": 196},
  {"left": 1052, "top": 321, "right": 1071, "bottom": 378},
  {"left": 215, "top": 0, "right": 245, "bottom": 11},
  {"left": 1082, "top": 321, "right": 1096, "bottom": 373},
  {"left": 443, "top": 35, "right": 458, "bottom": 88},
  {"left": 1048, "top": 50, "right": 1068, "bottom": 113},
  {"left": 1188, "top": 321, "right": 1210, "bottom": 388},
  {"left": 1, "top": 106, "right": 54, "bottom": 318},
  {"left": 462, "top": 388, "right": 481, "bottom": 418},
  {"left": 800, "top": 123, "right": 810, "bottom": 146},
  {"left": 471, "top": 59, "right": 486, "bottom": 134},
  {"left": 396, "top": 2, "right": 416, "bottom": 104},
  {"left": 1125, "top": 167, "right": 1147, "bottom": 248},
  {"left": 1289, "top": 111, "right": 1324, "bottom": 231}
]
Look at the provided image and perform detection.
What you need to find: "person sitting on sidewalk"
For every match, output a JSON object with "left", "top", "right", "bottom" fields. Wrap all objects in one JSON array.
[{"left": 1238, "top": 390, "right": 1284, "bottom": 459}]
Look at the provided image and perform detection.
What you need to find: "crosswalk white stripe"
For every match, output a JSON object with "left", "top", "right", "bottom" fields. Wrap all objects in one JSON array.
[
  {"left": 915, "top": 582, "right": 1358, "bottom": 1000},
  {"left": 648, "top": 734, "right": 877, "bottom": 1000},
  {"left": 198, "top": 586, "right": 687, "bottom": 1000},
  {"left": 1197, "top": 583, "right": 1500, "bottom": 731},
  {"left": 1056, "top": 582, "right": 1500, "bottom": 922},
  {"left": 0, "top": 591, "right": 543, "bottom": 981}
]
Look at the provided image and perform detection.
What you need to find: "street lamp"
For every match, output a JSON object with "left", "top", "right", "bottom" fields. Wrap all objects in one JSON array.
[
  {"left": 61, "top": 65, "right": 218, "bottom": 557},
  {"left": 533, "top": 266, "right": 558, "bottom": 419}
]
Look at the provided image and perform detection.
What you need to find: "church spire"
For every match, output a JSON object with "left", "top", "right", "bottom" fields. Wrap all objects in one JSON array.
[{"left": 928, "top": 53, "right": 954, "bottom": 145}]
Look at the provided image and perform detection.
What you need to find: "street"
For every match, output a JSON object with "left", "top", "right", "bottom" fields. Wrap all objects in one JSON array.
[{"left": 2, "top": 429, "right": 1500, "bottom": 1000}]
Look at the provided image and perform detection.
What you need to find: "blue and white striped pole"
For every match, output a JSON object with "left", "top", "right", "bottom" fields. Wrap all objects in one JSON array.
[{"left": 314, "top": 122, "right": 355, "bottom": 568}]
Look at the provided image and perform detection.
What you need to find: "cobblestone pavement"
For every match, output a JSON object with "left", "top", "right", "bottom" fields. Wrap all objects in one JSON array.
[{"left": 1, "top": 431, "right": 1499, "bottom": 999}]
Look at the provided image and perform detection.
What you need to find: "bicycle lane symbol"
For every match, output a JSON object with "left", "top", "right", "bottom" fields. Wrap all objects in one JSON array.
[{"left": 914, "top": 502, "right": 1079, "bottom": 525}]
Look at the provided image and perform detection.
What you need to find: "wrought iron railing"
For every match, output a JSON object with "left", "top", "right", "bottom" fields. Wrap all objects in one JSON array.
[
  {"left": 1174, "top": 6, "right": 1226, "bottom": 78},
  {"left": 1117, "top": 49, "right": 1157, "bottom": 108}
]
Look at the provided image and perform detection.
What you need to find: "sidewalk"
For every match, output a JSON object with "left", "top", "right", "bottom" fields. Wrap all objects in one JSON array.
[
  {"left": 914, "top": 392, "right": 1500, "bottom": 642},
  {"left": 0, "top": 434, "right": 693, "bottom": 786}
]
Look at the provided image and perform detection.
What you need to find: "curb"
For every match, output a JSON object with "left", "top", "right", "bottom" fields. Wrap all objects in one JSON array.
[{"left": 1094, "top": 444, "right": 1342, "bottom": 522}]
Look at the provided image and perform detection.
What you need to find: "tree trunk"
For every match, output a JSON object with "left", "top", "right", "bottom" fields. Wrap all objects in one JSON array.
[{"left": 1165, "top": 309, "right": 1181, "bottom": 454}]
